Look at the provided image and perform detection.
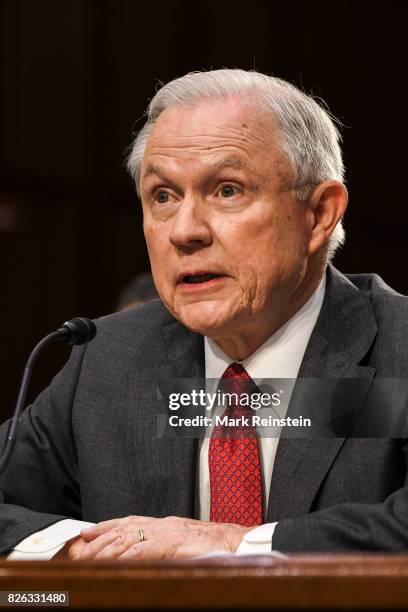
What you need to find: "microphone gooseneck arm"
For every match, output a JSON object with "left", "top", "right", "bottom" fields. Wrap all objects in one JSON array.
[{"left": 0, "top": 318, "right": 96, "bottom": 475}]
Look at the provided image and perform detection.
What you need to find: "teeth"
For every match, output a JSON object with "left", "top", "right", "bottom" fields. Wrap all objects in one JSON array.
[{"left": 185, "top": 274, "right": 218, "bottom": 284}]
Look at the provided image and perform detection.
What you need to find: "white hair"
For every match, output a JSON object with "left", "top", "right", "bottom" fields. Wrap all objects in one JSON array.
[{"left": 127, "top": 69, "right": 346, "bottom": 260}]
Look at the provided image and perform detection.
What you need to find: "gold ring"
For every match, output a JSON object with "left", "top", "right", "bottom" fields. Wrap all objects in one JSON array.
[{"left": 138, "top": 528, "right": 146, "bottom": 542}]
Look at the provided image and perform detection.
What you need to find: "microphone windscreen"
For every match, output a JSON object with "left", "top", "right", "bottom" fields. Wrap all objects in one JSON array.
[{"left": 61, "top": 317, "right": 97, "bottom": 345}]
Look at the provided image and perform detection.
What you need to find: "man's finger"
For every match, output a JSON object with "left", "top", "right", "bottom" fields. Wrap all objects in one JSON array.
[
  {"left": 118, "top": 541, "right": 167, "bottom": 561},
  {"left": 93, "top": 533, "right": 142, "bottom": 560},
  {"left": 76, "top": 530, "right": 121, "bottom": 559}
]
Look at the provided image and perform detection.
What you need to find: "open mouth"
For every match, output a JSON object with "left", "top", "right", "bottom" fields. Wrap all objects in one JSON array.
[{"left": 182, "top": 273, "right": 221, "bottom": 284}]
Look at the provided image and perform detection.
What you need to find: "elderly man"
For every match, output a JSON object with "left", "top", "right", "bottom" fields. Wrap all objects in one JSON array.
[{"left": 2, "top": 69, "right": 408, "bottom": 560}]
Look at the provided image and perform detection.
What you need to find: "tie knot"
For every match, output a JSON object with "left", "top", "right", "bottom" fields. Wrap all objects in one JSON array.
[
  {"left": 222, "top": 362, "right": 250, "bottom": 381},
  {"left": 219, "top": 363, "right": 256, "bottom": 398}
]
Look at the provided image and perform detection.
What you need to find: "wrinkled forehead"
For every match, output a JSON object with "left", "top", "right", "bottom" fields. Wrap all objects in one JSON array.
[
  {"left": 156, "top": 94, "right": 268, "bottom": 128},
  {"left": 141, "top": 97, "right": 290, "bottom": 183}
]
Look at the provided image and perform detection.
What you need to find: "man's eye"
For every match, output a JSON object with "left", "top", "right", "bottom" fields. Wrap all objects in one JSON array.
[
  {"left": 219, "top": 184, "right": 240, "bottom": 198},
  {"left": 155, "top": 190, "right": 170, "bottom": 203}
]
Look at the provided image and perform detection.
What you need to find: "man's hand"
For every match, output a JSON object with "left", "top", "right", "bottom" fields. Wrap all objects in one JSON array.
[{"left": 63, "top": 516, "right": 253, "bottom": 560}]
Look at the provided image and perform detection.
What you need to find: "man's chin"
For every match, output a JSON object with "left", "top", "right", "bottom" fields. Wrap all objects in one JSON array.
[{"left": 172, "top": 301, "right": 234, "bottom": 336}]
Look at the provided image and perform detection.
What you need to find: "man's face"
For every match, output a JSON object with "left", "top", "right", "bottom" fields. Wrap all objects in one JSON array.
[{"left": 139, "top": 97, "right": 313, "bottom": 344}]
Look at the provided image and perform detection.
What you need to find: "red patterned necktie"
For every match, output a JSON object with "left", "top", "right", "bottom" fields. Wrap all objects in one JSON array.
[{"left": 209, "top": 362, "right": 263, "bottom": 527}]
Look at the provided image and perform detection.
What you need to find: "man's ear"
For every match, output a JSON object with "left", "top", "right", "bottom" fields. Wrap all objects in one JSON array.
[{"left": 307, "top": 181, "right": 348, "bottom": 255}]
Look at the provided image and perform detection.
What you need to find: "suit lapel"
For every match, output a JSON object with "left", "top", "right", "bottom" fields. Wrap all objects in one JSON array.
[
  {"left": 266, "top": 266, "right": 377, "bottom": 522},
  {"left": 126, "top": 315, "right": 204, "bottom": 520}
]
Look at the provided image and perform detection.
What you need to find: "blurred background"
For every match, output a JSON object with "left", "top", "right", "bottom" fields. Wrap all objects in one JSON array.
[{"left": 1, "top": 0, "right": 407, "bottom": 419}]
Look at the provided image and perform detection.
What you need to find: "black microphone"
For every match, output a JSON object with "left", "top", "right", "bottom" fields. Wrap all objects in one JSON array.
[
  {"left": 56, "top": 317, "right": 97, "bottom": 346},
  {"left": 0, "top": 318, "right": 97, "bottom": 474}
]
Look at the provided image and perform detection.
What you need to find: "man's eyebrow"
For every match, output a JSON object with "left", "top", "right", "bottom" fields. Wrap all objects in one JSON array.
[
  {"left": 140, "top": 163, "right": 180, "bottom": 192},
  {"left": 141, "top": 162, "right": 167, "bottom": 180},
  {"left": 214, "top": 158, "right": 251, "bottom": 171},
  {"left": 142, "top": 158, "right": 250, "bottom": 178}
]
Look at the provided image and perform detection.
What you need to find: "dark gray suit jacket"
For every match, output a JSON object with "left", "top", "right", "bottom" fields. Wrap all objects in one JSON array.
[{"left": 1, "top": 265, "right": 408, "bottom": 554}]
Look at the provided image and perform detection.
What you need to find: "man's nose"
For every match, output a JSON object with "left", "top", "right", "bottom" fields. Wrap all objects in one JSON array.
[{"left": 169, "top": 197, "right": 212, "bottom": 253}]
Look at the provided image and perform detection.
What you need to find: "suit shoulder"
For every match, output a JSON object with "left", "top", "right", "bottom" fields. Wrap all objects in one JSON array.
[
  {"left": 344, "top": 271, "right": 408, "bottom": 320},
  {"left": 82, "top": 299, "right": 177, "bottom": 369},
  {"left": 94, "top": 299, "right": 174, "bottom": 334},
  {"left": 344, "top": 271, "right": 407, "bottom": 300},
  {"left": 344, "top": 272, "right": 408, "bottom": 369}
]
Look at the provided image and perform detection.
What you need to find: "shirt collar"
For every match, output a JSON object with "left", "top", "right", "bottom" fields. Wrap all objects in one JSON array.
[{"left": 204, "top": 273, "right": 326, "bottom": 380}]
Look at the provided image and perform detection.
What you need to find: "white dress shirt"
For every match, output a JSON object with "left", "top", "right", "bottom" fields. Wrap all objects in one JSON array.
[{"left": 8, "top": 275, "right": 325, "bottom": 560}]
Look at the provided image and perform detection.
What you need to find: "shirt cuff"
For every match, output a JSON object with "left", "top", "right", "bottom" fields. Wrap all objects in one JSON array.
[
  {"left": 236, "top": 522, "right": 279, "bottom": 555},
  {"left": 7, "top": 518, "right": 96, "bottom": 560}
]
